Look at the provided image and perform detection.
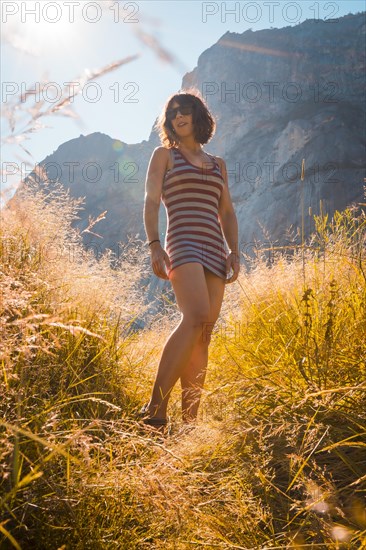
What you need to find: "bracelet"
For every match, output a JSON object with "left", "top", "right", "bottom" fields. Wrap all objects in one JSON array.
[{"left": 148, "top": 239, "right": 160, "bottom": 246}]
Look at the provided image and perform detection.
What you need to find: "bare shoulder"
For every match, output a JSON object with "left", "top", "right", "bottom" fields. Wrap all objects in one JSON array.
[
  {"left": 152, "top": 146, "right": 170, "bottom": 160},
  {"left": 211, "top": 154, "right": 225, "bottom": 165},
  {"left": 212, "top": 155, "right": 227, "bottom": 176},
  {"left": 151, "top": 146, "right": 170, "bottom": 166},
  {"left": 153, "top": 145, "right": 169, "bottom": 154}
]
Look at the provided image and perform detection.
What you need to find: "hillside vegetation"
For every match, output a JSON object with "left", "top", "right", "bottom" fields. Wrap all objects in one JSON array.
[{"left": 1, "top": 176, "right": 365, "bottom": 549}]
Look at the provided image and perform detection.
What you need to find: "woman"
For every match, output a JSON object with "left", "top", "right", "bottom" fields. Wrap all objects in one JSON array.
[{"left": 142, "top": 89, "right": 240, "bottom": 430}]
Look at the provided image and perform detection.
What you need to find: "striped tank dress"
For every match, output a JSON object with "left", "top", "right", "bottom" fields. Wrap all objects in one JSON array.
[{"left": 161, "top": 147, "right": 228, "bottom": 280}]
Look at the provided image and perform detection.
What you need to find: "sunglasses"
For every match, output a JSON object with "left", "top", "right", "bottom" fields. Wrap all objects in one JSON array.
[{"left": 166, "top": 105, "right": 193, "bottom": 121}]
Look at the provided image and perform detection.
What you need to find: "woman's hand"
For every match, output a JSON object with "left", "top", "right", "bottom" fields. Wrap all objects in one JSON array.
[
  {"left": 225, "top": 251, "right": 240, "bottom": 284},
  {"left": 150, "top": 242, "right": 171, "bottom": 280}
]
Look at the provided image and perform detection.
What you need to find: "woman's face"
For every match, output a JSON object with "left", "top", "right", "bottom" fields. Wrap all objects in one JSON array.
[{"left": 168, "top": 101, "right": 194, "bottom": 139}]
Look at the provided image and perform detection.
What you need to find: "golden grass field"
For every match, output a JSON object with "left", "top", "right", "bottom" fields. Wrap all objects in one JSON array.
[{"left": 1, "top": 173, "right": 365, "bottom": 549}]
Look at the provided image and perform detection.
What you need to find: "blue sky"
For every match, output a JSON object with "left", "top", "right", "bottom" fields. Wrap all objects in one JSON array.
[{"left": 1, "top": 1, "right": 364, "bottom": 196}]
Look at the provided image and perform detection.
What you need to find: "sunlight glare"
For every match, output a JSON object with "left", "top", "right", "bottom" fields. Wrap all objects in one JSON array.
[{"left": 3, "top": 1, "right": 84, "bottom": 56}]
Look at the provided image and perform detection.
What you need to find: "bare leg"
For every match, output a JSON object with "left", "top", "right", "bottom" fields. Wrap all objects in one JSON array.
[
  {"left": 180, "top": 343, "right": 208, "bottom": 423},
  {"left": 146, "top": 263, "right": 211, "bottom": 420},
  {"left": 180, "top": 267, "right": 226, "bottom": 422}
]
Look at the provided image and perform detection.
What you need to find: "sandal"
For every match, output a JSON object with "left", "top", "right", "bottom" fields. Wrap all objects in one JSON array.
[
  {"left": 142, "top": 417, "right": 168, "bottom": 427},
  {"left": 137, "top": 404, "right": 170, "bottom": 434}
]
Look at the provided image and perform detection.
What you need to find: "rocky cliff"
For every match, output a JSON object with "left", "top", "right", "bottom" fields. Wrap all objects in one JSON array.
[
  {"left": 186, "top": 13, "right": 365, "bottom": 249},
  {"left": 19, "top": 12, "right": 366, "bottom": 321}
]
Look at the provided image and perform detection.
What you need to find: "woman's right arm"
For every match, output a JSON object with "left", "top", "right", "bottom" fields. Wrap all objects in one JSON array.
[{"left": 143, "top": 147, "right": 171, "bottom": 280}]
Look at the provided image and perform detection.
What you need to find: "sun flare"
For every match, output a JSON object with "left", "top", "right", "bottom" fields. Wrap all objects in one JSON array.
[{"left": 3, "top": 0, "right": 84, "bottom": 55}]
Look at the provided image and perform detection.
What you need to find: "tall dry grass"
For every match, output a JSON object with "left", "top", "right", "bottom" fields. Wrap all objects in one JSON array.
[
  {"left": 2, "top": 10, "right": 366, "bottom": 545},
  {"left": 1, "top": 170, "right": 365, "bottom": 549}
]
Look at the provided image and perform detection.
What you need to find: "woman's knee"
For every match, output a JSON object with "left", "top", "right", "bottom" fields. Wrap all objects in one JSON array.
[
  {"left": 199, "top": 311, "right": 221, "bottom": 345},
  {"left": 181, "top": 306, "right": 211, "bottom": 330},
  {"left": 198, "top": 318, "right": 218, "bottom": 345},
  {"left": 180, "top": 317, "right": 217, "bottom": 346}
]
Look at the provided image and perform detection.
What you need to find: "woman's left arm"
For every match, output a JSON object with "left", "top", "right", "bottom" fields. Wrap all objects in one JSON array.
[{"left": 215, "top": 157, "right": 240, "bottom": 284}]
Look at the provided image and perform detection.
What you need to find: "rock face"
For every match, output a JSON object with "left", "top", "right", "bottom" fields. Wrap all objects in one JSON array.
[
  {"left": 28, "top": 131, "right": 161, "bottom": 259},
  {"left": 23, "top": 12, "right": 365, "bottom": 266},
  {"left": 184, "top": 13, "right": 365, "bottom": 250}
]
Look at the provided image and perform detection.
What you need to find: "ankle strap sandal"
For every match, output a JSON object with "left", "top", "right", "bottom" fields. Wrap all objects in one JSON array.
[
  {"left": 137, "top": 404, "right": 170, "bottom": 433},
  {"left": 142, "top": 417, "right": 168, "bottom": 427}
]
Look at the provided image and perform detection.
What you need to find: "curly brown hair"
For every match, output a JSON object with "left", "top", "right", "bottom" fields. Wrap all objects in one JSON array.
[{"left": 154, "top": 88, "right": 216, "bottom": 148}]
